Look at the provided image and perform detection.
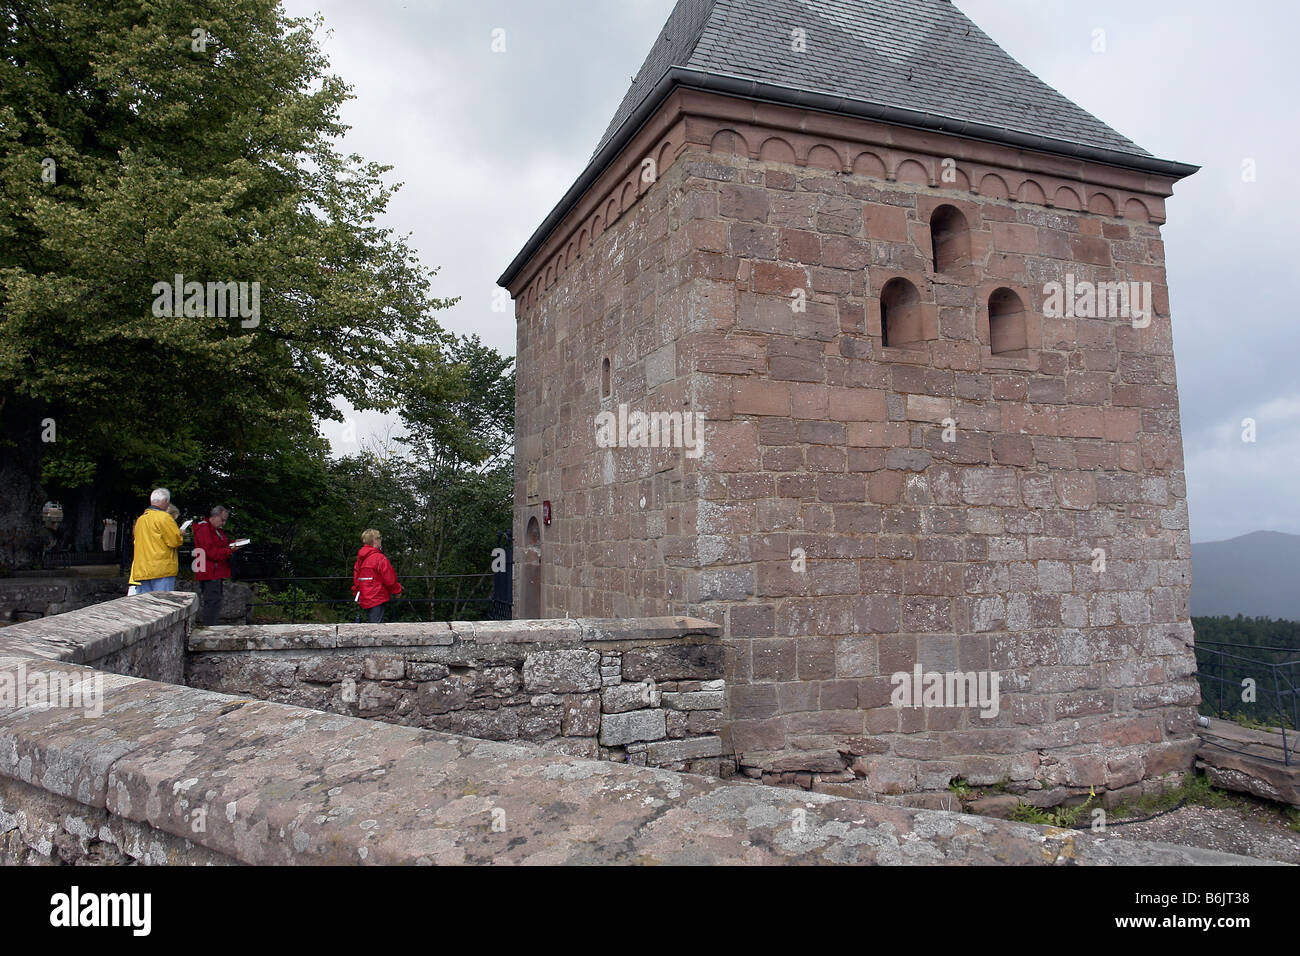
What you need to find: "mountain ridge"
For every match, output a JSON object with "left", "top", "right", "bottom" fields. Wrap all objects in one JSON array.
[{"left": 1190, "top": 530, "right": 1300, "bottom": 620}]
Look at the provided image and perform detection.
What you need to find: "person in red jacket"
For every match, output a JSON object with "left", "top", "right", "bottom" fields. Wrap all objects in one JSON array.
[
  {"left": 192, "top": 506, "right": 245, "bottom": 626},
  {"left": 352, "top": 529, "right": 402, "bottom": 623}
]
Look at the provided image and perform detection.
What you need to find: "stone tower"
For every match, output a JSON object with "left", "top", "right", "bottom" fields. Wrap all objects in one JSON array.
[{"left": 500, "top": 0, "right": 1200, "bottom": 805}]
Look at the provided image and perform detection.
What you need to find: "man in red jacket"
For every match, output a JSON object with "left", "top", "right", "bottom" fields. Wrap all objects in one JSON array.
[
  {"left": 352, "top": 529, "right": 402, "bottom": 623},
  {"left": 192, "top": 506, "right": 244, "bottom": 626}
]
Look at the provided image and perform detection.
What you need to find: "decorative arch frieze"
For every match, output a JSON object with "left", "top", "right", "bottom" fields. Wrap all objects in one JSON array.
[{"left": 506, "top": 93, "right": 1173, "bottom": 301}]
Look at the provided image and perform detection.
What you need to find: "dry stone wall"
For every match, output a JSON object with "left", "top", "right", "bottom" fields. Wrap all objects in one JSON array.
[{"left": 186, "top": 617, "right": 728, "bottom": 774}]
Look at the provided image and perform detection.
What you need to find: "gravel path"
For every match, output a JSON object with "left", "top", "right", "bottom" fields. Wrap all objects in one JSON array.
[{"left": 1092, "top": 802, "right": 1300, "bottom": 864}]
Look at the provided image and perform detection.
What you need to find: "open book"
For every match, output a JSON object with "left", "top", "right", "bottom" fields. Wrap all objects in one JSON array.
[{"left": 232, "top": 538, "right": 251, "bottom": 548}]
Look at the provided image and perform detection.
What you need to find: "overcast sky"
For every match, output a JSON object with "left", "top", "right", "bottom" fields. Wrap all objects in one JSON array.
[{"left": 282, "top": 0, "right": 1298, "bottom": 545}]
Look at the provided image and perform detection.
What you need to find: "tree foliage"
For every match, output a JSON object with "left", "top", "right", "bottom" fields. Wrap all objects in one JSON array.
[
  {"left": 278, "top": 337, "right": 516, "bottom": 620},
  {"left": 394, "top": 334, "right": 515, "bottom": 581},
  {"left": 0, "top": 0, "right": 456, "bottom": 552},
  {"left": 1192, "top": 616, "right": 1300, "bottom": 730}
]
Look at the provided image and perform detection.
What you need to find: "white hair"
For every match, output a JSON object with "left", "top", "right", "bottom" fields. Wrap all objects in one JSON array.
[{"left": 150, "top": 488, "right": 170, "bottom": 507}]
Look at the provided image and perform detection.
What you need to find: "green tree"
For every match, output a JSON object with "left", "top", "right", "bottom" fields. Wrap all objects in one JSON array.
[
  {"left": 390, "top": 333, "right": 515, "bottom": 617},
  {"left": 0, "top": 0, "right": 454, "bottom": 560},
  {"left": 291, "top": 448, "right": 418, "bottom": 582},
  {"left": 1192, "top": 616, "right": 1300, "bottom": 730}
]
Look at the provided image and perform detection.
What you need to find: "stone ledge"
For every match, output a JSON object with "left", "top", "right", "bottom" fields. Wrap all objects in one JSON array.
[
  {"left": 647, "top": 736, "right": 724, "bottom": 763},
  {"left": 578, "top": 617, "right": 722, "bottom": 641},
  {"left": 191, "top": 623, "right": 339, "bottom": 651},
  {"left": 456, "top": 620, "right": 582, "bottom": 644},
  {"left": 0, "top": 592, "right": 195, "bottom": 666},
  {"left": 189, "top": 617, "right": 720, "bottom": 653},
  {"left": 0, "top": 655, "right": 1265, "bottom": 865}
]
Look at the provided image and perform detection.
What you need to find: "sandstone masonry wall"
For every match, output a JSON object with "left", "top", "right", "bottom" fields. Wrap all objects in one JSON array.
[
  {"left": 512, "top": 98, "right": 697, "bottom": 620},
  {"left": 187, "top": 617, "right": 728, "bottom": 774},
  {"left": 509, "top": 90, "right": 1200, "bottom": 805}
]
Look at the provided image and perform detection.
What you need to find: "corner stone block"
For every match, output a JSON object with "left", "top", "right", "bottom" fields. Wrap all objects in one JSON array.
[
  {"left": 599, "top": 709, "right": 668, "bottom": 746},
  {"left": 522, "top": 649, "right": 601, "bottom": 693},
  {"left": 661, "top": 691, "right": 725, "bottom": 711},
  {"left": 363, "top": 655, "right": 405, "bottom": 681},
  {"left": 561, "top": 694, "right": 601, "bottom": 736},
  {"left": 579, "top": 616, "right": 722, "bottom": 642},
  {"left": 646, "top": 736, "right": 723, "bottom": 765},
  {"left": 602, "top": 681, "right": 659, "bottom": 714},
  {"left": 621, "top": 643, "right": 724, "bottom": 682}
]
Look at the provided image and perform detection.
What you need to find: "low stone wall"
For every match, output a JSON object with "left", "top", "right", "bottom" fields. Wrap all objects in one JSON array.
[
  {"left": 0, "top": 591, "right": 195, "bottom": 683},
  {"left": 0, "top": 573, "right": 127, "bottom": 623},
  {"left": 1, "top": 776, "right": 235, "bottom": 865},
  {"left": 0, "top": 574, "right": 252, "bottom": 627},
  {"left": 1, "top": 658, "right": 1257, "bottom": 865},
  {"left": 0, "top": 597, "right": 1263, "bottom": 865},
  {"left": 187, "top": 618, "right": 729, "bottom": 774}
]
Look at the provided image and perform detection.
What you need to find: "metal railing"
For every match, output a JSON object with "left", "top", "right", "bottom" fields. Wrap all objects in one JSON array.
[
  {"left": 1194, "top": 640, "right": 1299, "bottom": 766},
  {"left": 243, "top": 571, "right": 508, "bottom": 624}
]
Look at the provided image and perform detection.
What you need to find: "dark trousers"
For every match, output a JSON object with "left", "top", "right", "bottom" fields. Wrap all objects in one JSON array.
[
  {"left": 198, "top": 579, "right": 224, "bottom": 626},
  {"left": 365, "top": 603, "right": 387, "bottom": 624}
]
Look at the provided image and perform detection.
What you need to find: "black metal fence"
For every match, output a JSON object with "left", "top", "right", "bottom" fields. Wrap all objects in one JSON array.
[
  {"left": 242, "top": 556, "right": 512, "bottom": 624},
  {"left": 1195, "top": 640, "right": 1299, "bottom": 766}
]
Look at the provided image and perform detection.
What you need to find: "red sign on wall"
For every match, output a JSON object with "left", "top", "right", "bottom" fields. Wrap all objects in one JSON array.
[{"left": 542, "top": 500, "right": 552, "bottom": 526}]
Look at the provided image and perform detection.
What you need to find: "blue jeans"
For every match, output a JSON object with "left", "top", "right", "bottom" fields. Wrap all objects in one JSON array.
[{"left": 137, "top": 576, "right": 177, "bottom": 592}]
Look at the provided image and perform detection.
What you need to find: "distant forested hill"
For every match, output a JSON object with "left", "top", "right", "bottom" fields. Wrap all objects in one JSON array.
[
  {"left": 1191, "top": 616, "right": 1300, "bottom": 729},
  {"left": 1191, "top": 531, "right": 1300, "bottom": 618}
]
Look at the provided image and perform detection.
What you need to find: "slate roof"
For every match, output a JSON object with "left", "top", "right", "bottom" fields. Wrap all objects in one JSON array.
[
  {"left": 596, "top": 0, "right": 1152, "bottom": 161},
  {"left": 501, "top": 0, "right": 1195, "bottom": 286}
]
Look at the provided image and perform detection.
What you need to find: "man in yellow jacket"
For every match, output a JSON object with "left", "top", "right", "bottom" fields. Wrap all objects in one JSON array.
[{"left": 130, "top": 488, "right": 184, "bottom": 592}]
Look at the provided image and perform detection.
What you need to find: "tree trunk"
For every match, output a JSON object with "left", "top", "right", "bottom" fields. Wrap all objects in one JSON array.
[
  {"left": 0, "top": 404, "right": 48, "bottom": 569},
  {"left": 72, "top": 482, "right": 96, "bottom": 552}
]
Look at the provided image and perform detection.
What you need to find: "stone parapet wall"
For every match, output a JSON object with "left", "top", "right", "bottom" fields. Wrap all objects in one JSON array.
[
  {"left": 0, "top": 591, "right": 195, "bottom": 683},
  {"left": 0, "top": 573, "right": 128, "bottom": 623},
  {"left": 0, "top": 594, "right": 1256, "bottom": 865},
  {"left": 0, "top": 775, "right": 236, "bottom": 865},
  {"left": 186, "top": 617, "right": 729, "bottom": 774},
  {"left": 0, "top": 653, "right": 1247, "bottom": 866},
  {"left": 0, "top": 576, "right": 252, "bottom": 627}
]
